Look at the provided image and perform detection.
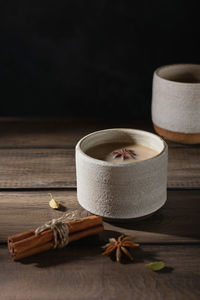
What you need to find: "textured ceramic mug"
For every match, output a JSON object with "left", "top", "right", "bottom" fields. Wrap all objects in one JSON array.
[
  {"left": 152, "top": 64, "right": 200, "bottom": 144},
  {"left": 76, "top": 128, "right": 168, "bottom": 220}
]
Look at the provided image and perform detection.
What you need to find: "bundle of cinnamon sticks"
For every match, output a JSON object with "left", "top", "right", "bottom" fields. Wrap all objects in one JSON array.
[{"left": 8, "top": 216, "right": 103, "bottom": 261}]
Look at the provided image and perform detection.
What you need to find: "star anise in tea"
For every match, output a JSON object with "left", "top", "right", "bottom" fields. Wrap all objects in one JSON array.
[
  {"left": 102, "top": 234, "right": 139, "bottom": 262},
  {"left": 112, "top": 148, "right": 136, "bottom": 160}
]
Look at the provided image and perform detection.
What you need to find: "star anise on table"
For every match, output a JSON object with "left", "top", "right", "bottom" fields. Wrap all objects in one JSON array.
[
  {"left": 112, "top": 148, "right": 136, "bottom": 160},
  {"left": 102, "top": 234, "right": 140, "bottom": 262}
]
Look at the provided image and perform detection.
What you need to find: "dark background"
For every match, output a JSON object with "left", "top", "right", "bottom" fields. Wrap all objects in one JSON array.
[{"left": 0, "top": 1, "right": 199, "bottom": 119}]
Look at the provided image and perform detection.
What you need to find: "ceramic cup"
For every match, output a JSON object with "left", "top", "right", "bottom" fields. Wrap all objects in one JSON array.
[
  {"left": 75, "top": 128, "right": 168, "bottom": 220},
  {"left": 152, "top": 64, "right": 200, "bottom": 144}
]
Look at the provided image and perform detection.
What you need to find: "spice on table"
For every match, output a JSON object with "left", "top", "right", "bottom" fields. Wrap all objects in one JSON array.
[
  {"left": 48, "top": 193, "right": 60, "bottom": 209},
  {"left": 102, "top": 234, "right": 139, "bottom": 262},
  {"left": 146, "top": 261, "right": 165, "bottom": 271},
  {"left": 8, "top": 215, "right": 104, "bottom": 261},
  {"left": 112, "top": 148, "right": 136, "bottom": 160}
]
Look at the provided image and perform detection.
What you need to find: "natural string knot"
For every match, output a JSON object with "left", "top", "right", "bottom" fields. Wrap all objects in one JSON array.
[{"left": 35, "top": 212, "right": 76, "bottom": 249}]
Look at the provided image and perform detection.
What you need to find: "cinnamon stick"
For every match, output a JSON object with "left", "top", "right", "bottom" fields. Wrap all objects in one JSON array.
[
  {"left": 11, "top": 225, "right": 103, "bottom": 261},
  {"left": 8, "top": 215, "right": 102, "bottom": 243},
  {"left": 8, "top": 216, "right": 104, "bottom": 261}
]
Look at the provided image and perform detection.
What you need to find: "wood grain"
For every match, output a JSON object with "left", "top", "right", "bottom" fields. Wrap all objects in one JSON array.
[
  {"left": 0, "top": 118, "right": 199, "bottom": 300},
  {"left": 168, "top": 147, "right": 200, "bottom": 188},
  {"left": 0, "top": 148, "right": 76, "bottom": 188},
  {"left": 0, "top": 119, "right": 153, "bottom": 148},
  {"left": 0, "top": 146, "right": 200, "bottom": 189},
  {"left": 0, "top": 244, "right": 200, "bottom": 300},
  {"left": 0, "top": 118, "right": 191, "bottom": 149},
  {"left": 0, "top": 190, "right": 199, "bottom": 243}
]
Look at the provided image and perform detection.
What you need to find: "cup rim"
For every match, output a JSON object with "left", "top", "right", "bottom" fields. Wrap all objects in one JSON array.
[
  {"left": 76, "top": 128, "right": 167, "bottom": 167},
  {"left": 154, "top": 63, "right": 200, "bottom": 85}
]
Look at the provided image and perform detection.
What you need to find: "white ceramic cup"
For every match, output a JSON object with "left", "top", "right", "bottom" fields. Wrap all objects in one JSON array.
[
  {"left": 152, "top": 64, "right": 200, "bottom": 144},
  {"left": 76, "top": 128, "right": 168, "bottom": 220}
]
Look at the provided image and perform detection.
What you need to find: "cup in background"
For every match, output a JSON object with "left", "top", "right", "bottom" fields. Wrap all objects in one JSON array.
[{"left": 152, "top": 64, "right": 200, "bottom": 144}]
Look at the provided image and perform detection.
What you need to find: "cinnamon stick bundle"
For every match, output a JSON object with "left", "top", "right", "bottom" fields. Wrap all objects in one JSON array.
[{"left": 8, "top": 216, "right": 103, "bottom": 261}]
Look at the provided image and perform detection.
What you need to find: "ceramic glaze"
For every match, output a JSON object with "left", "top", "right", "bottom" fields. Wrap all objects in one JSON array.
[
  {"left": 75, "top": 128, "right": 168, "bottom": 220},
  {"left": 152, "top": 64, "right": 200, "bottom": 144}
]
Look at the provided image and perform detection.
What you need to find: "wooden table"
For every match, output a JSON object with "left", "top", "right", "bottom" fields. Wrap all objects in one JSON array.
[{"left": 0, "top": 118, "right": 200, "bottom": 300}]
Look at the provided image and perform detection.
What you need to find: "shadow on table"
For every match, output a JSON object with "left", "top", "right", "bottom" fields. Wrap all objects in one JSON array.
[
  {"left": 18, "top": 230, "right": 173, "bottom": 273},
  {"left": 103, "top": 190, "right": 200, "bottom": 241},
  {"left": 19, "top": 234, "right": 102, "bottom": 268}
]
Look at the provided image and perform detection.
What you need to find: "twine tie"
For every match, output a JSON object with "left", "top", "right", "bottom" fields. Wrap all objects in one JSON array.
[{"left": 35, "top": 212, "right": 76, "bottom": 248}]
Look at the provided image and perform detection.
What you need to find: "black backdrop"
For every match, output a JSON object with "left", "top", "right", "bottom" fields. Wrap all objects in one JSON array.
[{"left": 0, "top": 1, "right": 199, "bottom": 119}]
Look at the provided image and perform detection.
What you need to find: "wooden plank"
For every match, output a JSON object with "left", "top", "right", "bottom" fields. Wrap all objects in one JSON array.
[
  {"left": 0, "top": 190, "right": 199, "bottom": 243},
  {"left": 0, "top": 146, "right": 200, "bottom": 189},
  {"left": 0, "top": 244, "right": 200, "bottom": 300},
  {"left": 0, "top": 148, "right": 76, "bottom": 188},
  {"left": 0, "top": 118, "right": 199, "bottom": 189},
  {"left": 0, "top": 119, "right": 153, "bottom": 148},
  {"left": 0, "top": 117, "right": 189, "bottom": 148},
  {"left": 0, "top": 118, "right": 88, "bottom": 148},
  {"left": 168, "top": 147, "right": 200, "bottom": 188}
]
